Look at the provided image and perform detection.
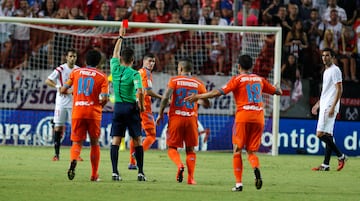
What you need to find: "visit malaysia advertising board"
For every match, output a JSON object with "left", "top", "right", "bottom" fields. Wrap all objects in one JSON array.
[
  {"left": 0, "top": 70, "right": 359, "bottom": 155},
  {"left": 0, "top": 109, "right": 359, "bottom": 156}
]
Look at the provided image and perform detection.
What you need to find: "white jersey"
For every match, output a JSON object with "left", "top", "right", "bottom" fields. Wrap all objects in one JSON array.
[
  {"left": 320, "top": 64, "right": 342, "bottom": 113},
  {"left": 48, "top": 63, "right": 80, "bottom": 108}
]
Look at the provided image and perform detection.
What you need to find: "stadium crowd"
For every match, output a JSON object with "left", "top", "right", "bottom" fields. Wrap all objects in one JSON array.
[{"left": 1, "top": 0, "right": 360, "bottom": 83}]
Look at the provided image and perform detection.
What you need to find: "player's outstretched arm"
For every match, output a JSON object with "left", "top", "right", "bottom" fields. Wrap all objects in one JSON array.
[{"left": 185, "top": 89, "right": 221, "bottom": 103}]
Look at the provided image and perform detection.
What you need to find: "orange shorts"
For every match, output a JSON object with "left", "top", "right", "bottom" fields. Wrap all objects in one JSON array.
[
  {"left": 167, "top": 116, "right": 198, "bottom": 148},
  {"left": 71, "top": 118, "right": 101, "bottom": 142},
  {"left": 232, "top": 122, "right": 264, "bottom": 151}
]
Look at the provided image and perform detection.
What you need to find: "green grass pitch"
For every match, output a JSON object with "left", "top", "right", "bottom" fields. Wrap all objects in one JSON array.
[{"left": 0, "top": 146, "right": 359, "bottom": 201}]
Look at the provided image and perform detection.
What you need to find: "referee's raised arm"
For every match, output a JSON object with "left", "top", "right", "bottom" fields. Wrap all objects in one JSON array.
[{"left": 113, "top": 25, "right": 126, "bottom": 59}]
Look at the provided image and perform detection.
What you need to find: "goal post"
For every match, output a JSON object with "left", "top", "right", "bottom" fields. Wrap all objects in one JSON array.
[{"left": 0, "top": 16, "right": 281, "bottom": 155}]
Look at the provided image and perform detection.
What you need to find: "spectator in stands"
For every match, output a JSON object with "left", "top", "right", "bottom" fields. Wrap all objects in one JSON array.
[
  {"left": 285, "top": 3, "right": 299, "bottom": 32},
  {"left": 321, "top": 0, "right": 347, "bottom": 23},
  {"left": 198, "top": 6, "right": 212, "bottom": 26},
  {"left": 237, "top": 0, "right": 258, "bottom": 26},
  {"left": 219, "top": 0, "right": 233, "bottom": 25},
  {"left": 180, "top": 2, "right": 197, "bottom": 24},
  {"left": 264, "top": 5, "right": 289, "bottom": 43},
  {"left": 114, "top": 5, "right": 128, "bottom": 21},
  {"left": 129, "top": 0, "right": 148, "bottom": 67},
  {"left": 303, "top": 8, "right": 321, "bottom": 46},
  {"left": 281, "top": 53, "right": 301, "bottom": 89},
  {"left": 148, "top": 7, "right": 158, "bottom": 22},
  {"left": 0, "top": 0, "right": 15, "bottom": 68},
  {"left": 318, "top": 9, "right": 343, "bottom": 49},
  {"left": 319, "top": 29, "right": 338, "bottom": 52},
  {"left": 38, "top": 0, "right": 57, "bottom": 18},
  {"left": 303, "top": 8, "right": 322, "bottom": 78},
  {"left": 261, "top": 0, "right": 283, "bottom": 18},
  {"left": 155, "top": 0, "right": 171, "bottom": 23},
  {"left": 312, "top": 0, "right": 327, "bottom": 15},
  {"left": 163, "top": 9, "right": 182, "bottom": 74},
  {"left": 298, "top": 0, "right": 312, "bottom": 21},
  {"left": 284, "top": 19, "right": 308, "bottom": 70},
  {"left": 94, "top": 2, "right": 114, "bottom": 21},
  {"left": 338, "top": 26, "right": 358, "bottom": 82},
  {"left": 213, "top": 7, "right": 228, "bottom": 26},
  {"left": 9, "top": 0, "right": 32, "bottom": 69},
  {"left": 207, "top": 18, "right": 226, "bottom": 75},
  {"left": 198, "top": 0, "right": 214, "bottom": 18},
  {"left": 86, "top": 0, "right": 101, "bottom": 20},
  {"left": 68, "top": 6, "right": 86, "bottom": 19}
]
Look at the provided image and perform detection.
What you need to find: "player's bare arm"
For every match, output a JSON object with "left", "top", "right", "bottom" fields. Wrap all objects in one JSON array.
[
  {"left": 45, "top": 79, "right": 57, "bottom": 88},
  {"left": 137, "top": 88, "right": 145, "bottom": 112},
  {"left": 156, "top": 88, "right": 173, "bottom": 125},
  {"left": 185, "top": 89, "right": 221, "bottom": 103},
  {"left": 311, "top": 101, "right": 320, "bottom": 115},
  {"left": 146, "top": 89, "right": 163, "bottom": 100},
  {"left": 329, "top": 82, "right": 342, "bottom": 117}
]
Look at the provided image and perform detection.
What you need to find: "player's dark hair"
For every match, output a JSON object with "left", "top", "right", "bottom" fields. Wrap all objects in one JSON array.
[
  {"left": 322, "top": 47, "right": 335, "bottom": 58},
  {"left": 65, "top": 48, "right": 77, "bottom": 56},
  {"left": 238, "top": 54, "right": 253, "bottom": 70},
  {"left": 86, "top": 49, "right": 102, "bottom": 67},
  {"left": 121, "top": 46, "right": 135, "bottom": 64},
  {"left": 143, "top": 52, "right": 155, "bottom": 60},
  {"left": 178, "top": 57, "right": 193, "bottom": 72}
]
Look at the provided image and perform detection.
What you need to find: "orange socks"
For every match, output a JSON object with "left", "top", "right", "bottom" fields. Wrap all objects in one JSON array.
[
  {"left": 247, "top": 153, "right": 259, "bottom": 169},
  {"left": 70, "top": 143, "right": 82, "bottom": 161},
  {"left": 233, "top": 153, "right": 243, "bottom": 183},
  {"left": 186, "top": 152, "right": 196, "bottom": 180},
  {"left": 167, "top": 147, "right": 182, "bottom": 167},
  {"left": 142, "top": 134, "right": 156, "bottom": 151},
  {"left": 90, "top": 145, "right": 100, "bottom": 177}
]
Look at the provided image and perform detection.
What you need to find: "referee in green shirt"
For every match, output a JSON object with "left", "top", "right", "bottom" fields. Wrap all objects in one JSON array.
[{"left": 110, "top": 25, "right": 146, "bottom": 182}]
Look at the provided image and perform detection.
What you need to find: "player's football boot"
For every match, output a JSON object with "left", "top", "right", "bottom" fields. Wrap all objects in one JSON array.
[
  {"left": 137, "top": 173, "right": 147, "bottom": 181},
  {"left": 254, "top": 168, "right": 263, "bottom": 190},
  {"left": 176, "top": 164, "right": 184, "bottom": 183},
  {"left": 90, "top": 175, "right": 100, "bottom": 182},
  {"left": 52, "top": 155, "right": 59, "bottom": 161},
  {"left": 337, "top": 154, "right": 348, "bottom": 171},
  {"left": 128, "top": 163, "right": 137, "bottom": 170},
  {"left": 312, "top": 165, "right": 330, "bottom": 171},
  {"left": 67, "top": 160, "right": 77, "bottom": 180},
  {"left": 112, "top": 173, "right": 122, "bottom": 181},
  {"left": 231, "top": 186, "right": 243, "bottom": 192}
]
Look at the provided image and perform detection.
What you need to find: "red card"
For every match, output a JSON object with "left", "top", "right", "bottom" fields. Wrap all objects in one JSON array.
[{"left": 123, "top": 19, "right": 128, "bottom": 28}]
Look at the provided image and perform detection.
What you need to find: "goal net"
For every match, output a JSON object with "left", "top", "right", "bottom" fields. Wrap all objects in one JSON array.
[{"left": 0, "top": 17, "right": 281, "bottom": 155}]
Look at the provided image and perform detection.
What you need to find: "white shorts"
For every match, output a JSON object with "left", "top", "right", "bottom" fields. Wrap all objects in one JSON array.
[
  {"left": 316, "top": 108, "right": 337, "bottom": 135},
  {"left": 53, "top": 107, "right": 72, "bottom": 126}
]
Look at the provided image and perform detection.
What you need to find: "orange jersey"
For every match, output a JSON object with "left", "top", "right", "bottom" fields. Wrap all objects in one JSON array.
[
  {"left": 168, "top": 75, "right": 207, "bottom": 118},
  {"left": 220, "top": 74, "right": 276, "bottom": 124},
  {"left": 66, "top": 67, "right": 109, "bottom": 120},
  {"left": 138, "top": 67, "right": 153, "bottom": 112}
]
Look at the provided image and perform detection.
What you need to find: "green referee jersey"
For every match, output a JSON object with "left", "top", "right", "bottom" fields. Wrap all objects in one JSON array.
[{"left": 110, "top": 58, "right": 143, "bottom": 103}]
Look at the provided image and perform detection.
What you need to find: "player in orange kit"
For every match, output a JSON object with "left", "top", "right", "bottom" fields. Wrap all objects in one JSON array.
[
  {"left": 60, "top": 49, "right": 109, "bottom": 181},
  {"left": 156, "top": 57, "right": 210, "bottom": 185},
  {"left": 185, "top": 55, "right": 282, "bottom": 191},
  {"left": 128, "top": 53, "right": 163, "bottom": 169}
]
